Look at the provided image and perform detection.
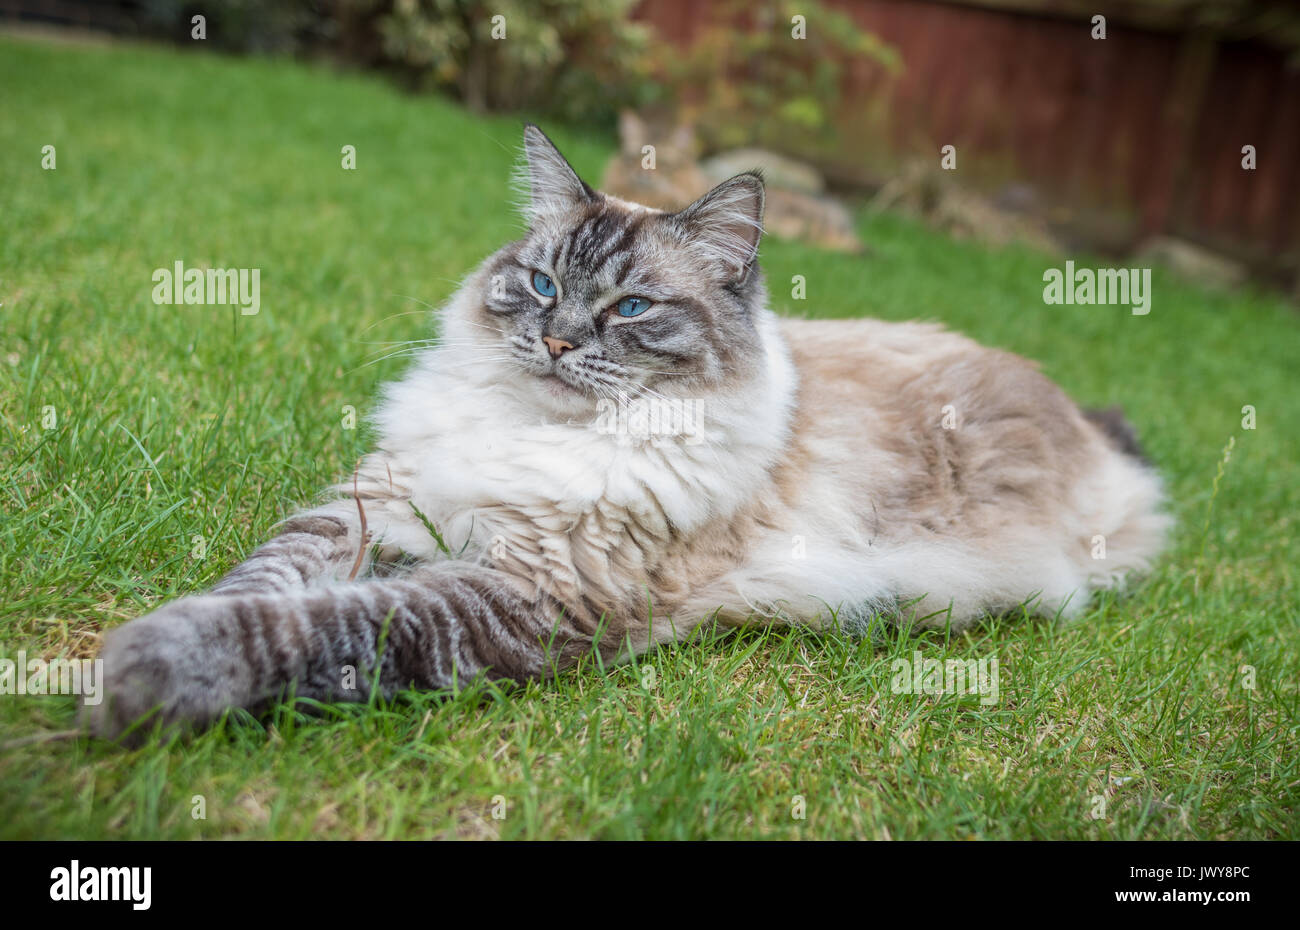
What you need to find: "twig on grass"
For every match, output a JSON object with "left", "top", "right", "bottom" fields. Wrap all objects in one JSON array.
[
  {"left": 347, "top": 459, "right": 370, "bottom": 582},
  {"left": 0, "top": 729, "right": 81, "bottom": 751}
]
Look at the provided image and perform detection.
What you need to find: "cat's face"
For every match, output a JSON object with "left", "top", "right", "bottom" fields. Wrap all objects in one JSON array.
[{"left": 449, "top": 125, "right": 767, "bottom": 415}]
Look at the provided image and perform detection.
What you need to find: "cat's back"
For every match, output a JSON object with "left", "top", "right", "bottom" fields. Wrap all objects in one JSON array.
[
  {"left": 774, "top": 314, "right": 1105, "bottom": 529},
  {"left": 779, "top": 314, "right": 1078, "bottom": 418},
  {"left": 777, "top": 315, "right": 1063, "bottom": 424},
  {"left": 779, "top": 315, "right": 979, "bottom": 385}
]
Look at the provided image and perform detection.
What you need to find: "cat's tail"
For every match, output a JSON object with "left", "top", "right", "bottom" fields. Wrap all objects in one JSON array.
[{"left": 1084, "top": 405, "right": 1151, "bottom": 466}]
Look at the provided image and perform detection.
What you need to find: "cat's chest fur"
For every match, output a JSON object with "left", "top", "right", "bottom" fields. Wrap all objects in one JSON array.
[{"left": 364, "top": 341, "right": 795, "bottom": 611}]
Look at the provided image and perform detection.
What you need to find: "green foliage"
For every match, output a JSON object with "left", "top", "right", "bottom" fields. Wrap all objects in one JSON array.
[
  {"left": 135, "top": 0, "right": 894, "bottom": 132},
  {"left": 377, "top": 0, "right": 657, "bottom": 121},
  {"left": 135, "top": 0, "right": 659, "bottom": 124},
  {"left": 661, "top": 0, "right": 901, "bottom": 151}
]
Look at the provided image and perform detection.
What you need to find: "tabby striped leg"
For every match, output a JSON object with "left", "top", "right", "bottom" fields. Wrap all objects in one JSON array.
[
  {"left": 210, "top": 512, "right": 365, "bottom": 596},
  {"left": 89, "top": 564, "right": 601, "bottom": 741}
]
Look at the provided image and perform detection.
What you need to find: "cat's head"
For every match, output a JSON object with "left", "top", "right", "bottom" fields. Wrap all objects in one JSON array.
[{"left": 445, "top": 125, "right": 767, "bottom": 415}]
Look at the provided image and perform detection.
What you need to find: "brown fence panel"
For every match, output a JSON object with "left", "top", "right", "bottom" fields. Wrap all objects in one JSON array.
[{"left": 635, "top": 0, "right": 1299, "bottom": 273}]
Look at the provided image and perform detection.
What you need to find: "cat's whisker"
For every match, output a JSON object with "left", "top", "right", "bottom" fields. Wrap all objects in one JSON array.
[
  {"left": 352, "top": 351, "right": 428, "bottom": 371},
  {"left": 363, "top": 341, "right": 512, "bottom": 360},
  {"left": 450, "top": 317, "right": 515, "bottom": 339},
  {"left": 422, "top": 341, "right": 512, "bottom": 351},
  {"left": 354, "top": 343, "right": 520, "bottom": 371},
  {"left": 361, "top": 308, "right": 440, "bottom": 333},
  {"left": 619, "top": 363, "right": 696, "bottom": 378},
  {"left": 424, "top": 356, "right": 522, "bottom": 373},
  {"left": 389, "top": 293, "right": 444, "bottom": 313},
  {"left": 357, "top": 345, "right": 466, "bottom": 366},
  {"left": 612, "top": 379, "right": 676, "bottom": 406},
  {"left": 357, "top": 338, "right": 441, "bottom": 349}
]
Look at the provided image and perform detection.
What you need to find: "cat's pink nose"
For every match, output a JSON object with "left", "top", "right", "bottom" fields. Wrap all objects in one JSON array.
[{"left": 542, "top": 336, "right": 575, "bottom": 359}]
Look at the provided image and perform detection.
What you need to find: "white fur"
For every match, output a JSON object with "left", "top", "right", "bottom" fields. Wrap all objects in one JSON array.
[{"left": 319, "top": 265, "right": 795, "bottom": 614}]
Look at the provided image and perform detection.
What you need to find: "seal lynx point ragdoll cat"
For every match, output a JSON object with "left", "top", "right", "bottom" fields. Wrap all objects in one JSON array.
[{"left": 90, "top": 125, "right": 1169, "bottom": 740}]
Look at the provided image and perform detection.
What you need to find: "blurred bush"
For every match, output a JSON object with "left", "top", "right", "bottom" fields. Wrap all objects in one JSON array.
[
  {"left": 657, "top": 0, "right": 900, "bottom": 153},
  {"left": 377, "top": 0, "right": 658, "bottom": 121},
  {"left": 136, "top": 0, "right": 658, "bottom": 125},
  {"left": 131, "top": 0, "right": 894, "bottom": 138}
]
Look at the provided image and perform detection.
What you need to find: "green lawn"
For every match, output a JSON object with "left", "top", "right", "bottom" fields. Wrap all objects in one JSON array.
[{"left": 1, "top": 33, "right": 1296, "bottom": 840}]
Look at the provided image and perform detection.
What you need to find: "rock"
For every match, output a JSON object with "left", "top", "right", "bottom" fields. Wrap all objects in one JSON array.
[
  {"left": 699, "top": 148, "right": 862, "bottom": 251},
  {"left": 700, "top": 148, "right": 826, "bottom": 196},
  {"left": 764, "top": 188, "right": 864, "bottom": 253},
  {"left": 603, "top": 118, "right": 863, "bottom": 252},
  {"left": 870, "top": 160, "right": 1060, "bottom": 254},
  {"left": 1135, "top": 236, "right": 1248, "bottom": 291}
]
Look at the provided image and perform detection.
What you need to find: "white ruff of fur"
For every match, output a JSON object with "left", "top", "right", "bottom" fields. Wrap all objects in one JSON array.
[{"left": 316, "top": 264, "right": 798, "bottom": 629}]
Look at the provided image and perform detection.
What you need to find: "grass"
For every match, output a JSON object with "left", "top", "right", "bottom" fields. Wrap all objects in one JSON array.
[{"left": 1, "top": 32, "right": 1297, "bottom": 840}]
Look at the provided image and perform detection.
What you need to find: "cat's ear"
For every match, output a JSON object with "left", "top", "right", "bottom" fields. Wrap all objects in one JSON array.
[
  {"left": 518, "top": 124, "right": 595, "bottom": 224},
  {"left": 670, "top": 171, "right": 765, "bottom": 280}
]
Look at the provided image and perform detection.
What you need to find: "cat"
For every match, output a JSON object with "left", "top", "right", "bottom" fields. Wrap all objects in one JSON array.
[{"left": 89, "top": 125, "right": 1170, "bottom": 741}]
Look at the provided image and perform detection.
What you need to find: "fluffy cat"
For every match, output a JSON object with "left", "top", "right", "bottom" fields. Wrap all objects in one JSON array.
[{"left": 90, "top": 125, "right": 1169, "bottom": 740}]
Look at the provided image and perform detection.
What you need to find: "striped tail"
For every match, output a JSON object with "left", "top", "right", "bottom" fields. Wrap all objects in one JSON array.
[{"left": 1084, "top": 405, "right": 1151, "bottom": 466}]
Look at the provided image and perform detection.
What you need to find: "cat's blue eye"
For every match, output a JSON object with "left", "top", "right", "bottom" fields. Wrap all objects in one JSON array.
[
  {"left": 615, "top": 296, "right": 651, "bottom": 318},
  {"left": 532, "top": 271, "right": 557, "bottom": 298}
]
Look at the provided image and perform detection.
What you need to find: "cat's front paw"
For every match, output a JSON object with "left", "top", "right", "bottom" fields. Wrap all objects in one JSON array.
[{"left": 86, "top": 598, "right": 251, "bottom": 744}]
